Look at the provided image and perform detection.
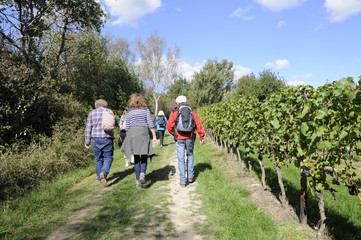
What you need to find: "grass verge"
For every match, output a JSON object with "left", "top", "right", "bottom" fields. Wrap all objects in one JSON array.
[{"left": 194, "top": 140, "right": 313, "bottom": 240}]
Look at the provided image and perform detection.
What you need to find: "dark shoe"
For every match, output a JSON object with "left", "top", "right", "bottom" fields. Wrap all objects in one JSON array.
[
  {"left": 100, "top": 172, "right": 107, "bottom": 187},
  {"left": 180, "top": 183, "right": 186, "bottom": 188},
  {"left": 139, "top": 173, "right": 146, "bottom": 184},
  {"left": 188, "top": 178, "right": 194, "bottom": 183}
]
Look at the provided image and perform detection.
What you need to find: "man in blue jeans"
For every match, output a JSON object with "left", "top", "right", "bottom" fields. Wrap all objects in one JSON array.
[
  {"left": 167, "top": 96, "right": 205, "bottom": 187},
  {"left": 85, "top": 99, "right": 117, "bottom": 186}
]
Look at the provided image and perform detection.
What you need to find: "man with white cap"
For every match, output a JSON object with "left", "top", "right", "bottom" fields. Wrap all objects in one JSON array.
[{"left": 167, "top": 95, "right": 205, "bottom": 187}]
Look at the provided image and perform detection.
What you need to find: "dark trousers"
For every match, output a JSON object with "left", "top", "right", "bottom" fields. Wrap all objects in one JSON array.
[
  {"left": 134, "top": 155, "right": 148, "bottom": 182},
  {"left": 159, "top": 130, "right": 165, "bottom": 146}
]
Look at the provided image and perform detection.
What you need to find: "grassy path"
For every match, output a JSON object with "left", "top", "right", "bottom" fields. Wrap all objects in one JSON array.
[{"left": 1, "top": 133, "right": 324, "bottom": 239}]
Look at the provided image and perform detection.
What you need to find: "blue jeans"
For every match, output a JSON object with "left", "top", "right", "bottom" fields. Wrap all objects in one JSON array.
[
  {"left": 176, "top": 138, "right": 195, "bottom": 184},
  {"left": 134, "top": 155, "right": 148, "bottom": 183},
  {"left": 92, "top": 138, "right": 114, "bottom": 182}
]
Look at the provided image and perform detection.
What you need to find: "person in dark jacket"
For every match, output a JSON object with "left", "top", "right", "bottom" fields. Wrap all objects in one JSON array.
[
  {"left": 154, "top": 110, "right": 168, "bottom": 146},
  {"left": 167, "top": 96, "right": 205, "bottom": 188}
]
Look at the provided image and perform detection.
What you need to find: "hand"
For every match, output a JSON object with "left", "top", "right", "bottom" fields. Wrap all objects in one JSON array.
[
  {"left": 152, "top": 138, "right": 158, "bottom": 145},
  {"left": 200, "top": 139, "right": 204, "bottom": 145},
  {"left": 85, "top": 144, "right": 90, "bottom": 149}
]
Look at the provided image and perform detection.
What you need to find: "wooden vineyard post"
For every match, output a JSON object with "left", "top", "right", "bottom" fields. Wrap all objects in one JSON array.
[{"left": 300, "top": 167, "right": 308, "bottom": 225}]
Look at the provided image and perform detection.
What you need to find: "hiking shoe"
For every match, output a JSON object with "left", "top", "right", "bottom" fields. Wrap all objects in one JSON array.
[
  {"left": 180, "top": 183, "right": 186, "bottom": 188},
  {"left": 139, "top": 173, "right": 146, "bottom": 184},
  {"left": 188, "top": 178, "right": 194, "bottom": 183},
  {"left": 100, "top": 172, "right": 107, "bottom": 187}
]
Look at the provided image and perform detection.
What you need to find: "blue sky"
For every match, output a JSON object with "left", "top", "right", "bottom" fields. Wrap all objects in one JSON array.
[{"left": 99, "top": 0, "right": 361, "bottom": 88}]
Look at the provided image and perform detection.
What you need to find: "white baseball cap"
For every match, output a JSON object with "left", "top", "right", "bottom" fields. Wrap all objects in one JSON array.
[{"left": 176, "top": 95, "right": 187, "bottom": 103}]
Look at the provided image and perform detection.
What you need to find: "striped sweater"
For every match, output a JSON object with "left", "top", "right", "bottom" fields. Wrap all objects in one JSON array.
[{"left": 125, "top": 107, "right": 155, "bottom": 131}]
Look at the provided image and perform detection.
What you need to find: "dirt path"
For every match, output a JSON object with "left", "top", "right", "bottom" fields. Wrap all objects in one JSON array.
[
  {"left": 45, "top": 150, "right": 208, "bottom": 240},
  {"left": 166, "top": 154, "right": 207, "bottom": 240}
]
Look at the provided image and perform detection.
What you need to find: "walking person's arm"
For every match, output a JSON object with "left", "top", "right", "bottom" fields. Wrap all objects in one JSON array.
[{"left": 150, "top": 128, "right": 157, "bottom": 145}]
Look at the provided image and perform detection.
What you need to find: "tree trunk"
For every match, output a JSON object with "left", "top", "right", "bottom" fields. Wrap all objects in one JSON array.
[
  {"left": 258, "top": 153, "right": 267, "bottom": 190},
  {"left": 315, "top": 190, "right": 326, "bottom": 233},
  {"left": 153, "top": 93, "right": 159, "bottom": 116},
  {"left": 300, "top": 168, "right": 308, "bottom": 225},
  {"left": 274, "top": 164, "right": 286, "bottom": 204},
  {"left": 247, "top": 152, "right": 252, "bottom": 171}
]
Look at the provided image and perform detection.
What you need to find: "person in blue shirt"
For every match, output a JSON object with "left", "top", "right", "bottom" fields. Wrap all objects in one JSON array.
[{"left": 155, "top": 110, "right": 168, "bottom": 146}]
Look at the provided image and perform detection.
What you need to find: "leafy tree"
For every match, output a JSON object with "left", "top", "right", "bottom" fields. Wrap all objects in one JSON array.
[
  {"left": 233, "top": 69, "right": 286, "bottom": 100},
  {"left": 166, "top": 77, "right": 191, "bottom": 101},
  {"left": 235, "top": 73, "right": 258, "bottom": 96},
  {"left": 0, "top": 0, "right": 106, "bottom": 78},
  {"left": 135, "top": 32, "right": 181, "bottom": 115},
  {"left": 66, "top": 31, "right": 143, "bottom": 110},
  {"left": 257, "top": 69, "right": 285, "bottom": 100},
  {"left": 190, "top": 59, "right": 234, "bottom": 107}
]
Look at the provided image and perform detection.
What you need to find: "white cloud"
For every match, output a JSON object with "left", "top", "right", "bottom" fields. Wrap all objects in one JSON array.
[
  {"left": 286, "top": 81, "right": 308, "bottom": 86},
  {"left": 294, "top": 73, "right": 313, "bottom": 79},
  {"left": 233, "top": 65, "right": 252, "bottom": 80},
  {"left": 231, "top": 6, "right": 253, "bottom": 20},
  {"left": 255, "top": 0, "right": 306, "bottom": 11},
  {"left": 102, "top": 0, "right": 162, "bottom": 26},
  {"left": 265, "top": 59, "right": 289, "bottom": 70},
  {"left": 324, "top": 0, "right": 361, "bottom": 22},
  {"left": 178, "top": 60, "right": 250, "bottom": 82},
  {"left": 277, "top": 20, "right": 286, "bottom": 28},
  {"left": 178, "top": 60, "right": 205, "bottom": 81}
]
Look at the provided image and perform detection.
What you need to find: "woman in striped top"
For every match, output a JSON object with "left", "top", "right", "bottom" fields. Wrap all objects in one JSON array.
[{"left": 121, "top": 93, "right": 157, "bottom": 188}]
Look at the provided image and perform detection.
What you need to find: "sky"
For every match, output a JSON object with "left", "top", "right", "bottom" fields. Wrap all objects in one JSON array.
[{"left": 98, "top": 0, "right": 361, "bottom": 88}]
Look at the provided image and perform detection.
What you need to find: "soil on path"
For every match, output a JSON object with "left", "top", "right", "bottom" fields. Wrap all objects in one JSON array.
[
  {"left": 165, "top": 154, "right": 207, "bottom": 240},
  {"left": 45, "top": 151, "right": 208, "bottom": 240}
]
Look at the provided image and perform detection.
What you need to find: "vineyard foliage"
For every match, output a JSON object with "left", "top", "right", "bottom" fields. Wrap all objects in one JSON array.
[{"left": 198, "top": 77, "right": 361, "bottom": 197}]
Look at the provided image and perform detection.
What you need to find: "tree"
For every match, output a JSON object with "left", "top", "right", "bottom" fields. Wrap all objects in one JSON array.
[
  {"left": 0, "top": 0, "right": 106, "bottom": 78},
  {"left": 233, "top": 69, "right": 286, "bottom": 100},
  {"left": 67, "top": 31, "right": 143, "bottom": 110},
  {"left": 166, "top": 77, "right": 191, "bottom": 101},
  {"left": 235, "top": 73, "right": 258, "bottom": 96},
  {"left": 135, "top": 32, "right": 181, "bottom": 114},
  {"left": 190, "top": 59, "right": 234, "bottom": 107}
]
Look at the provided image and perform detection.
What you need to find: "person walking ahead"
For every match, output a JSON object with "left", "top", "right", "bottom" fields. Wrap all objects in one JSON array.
[
  {"left": 155, "top": 110, "right": 168, "bottom": 146},
  {"left": 85, "top": 99, "right": 117, "bottom": 187},
  {"left": 121, "top": 93, "right": 157, "bottom": 188},
  {"left": 167, "top": 95, "right": 205, "bottom": 187}
]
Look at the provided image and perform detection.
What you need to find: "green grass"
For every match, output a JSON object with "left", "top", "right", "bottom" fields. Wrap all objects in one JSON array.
[
  {"left": 0, "top": 163, "right": 96, "bottom": 239},
  {"left": 242, "top": 150, "right": 361, "bottom": 240},
  {"left": 1, "top": 132, "right": 335, "bottom": 240},
  {"left": 193, "top": 141, "right": 311, "bottom": 240}
]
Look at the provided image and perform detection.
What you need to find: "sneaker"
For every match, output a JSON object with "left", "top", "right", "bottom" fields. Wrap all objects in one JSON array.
[
  {"left": 180, "top": 183, "right": 186, "bottom": 188},
  {"left": 100, "top": 172, "right": 107, "bottom": 187},
  {"left": 136, "top": 183, "right": 141, "bottom": 188},
  {"left": 188, "top": 178, "right": 194, "bottom": 183},
  {"left": 139, "top": 173, "right": 146, "bottom": 184}
]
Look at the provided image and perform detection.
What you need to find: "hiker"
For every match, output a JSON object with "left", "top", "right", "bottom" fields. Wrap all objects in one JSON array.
[
  {"left": 167, "top": 95, "right": 205, "bottom": 188},
  {"left": 118, "top": 108, "right": 133, "bottom": 168},
  {"left": 121, "top": 93, "right": 157, "bottom": 188},
  {"left": 154, "top": 110, "right": 168, "bottom": 147},
  {"left": 85, "top": 99, "right": 117, "bottom": 187}
]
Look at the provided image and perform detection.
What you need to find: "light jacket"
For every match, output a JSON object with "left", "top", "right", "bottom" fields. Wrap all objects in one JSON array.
[{"left": 155, "top": 115, "right": 168, "bottom": 131}]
